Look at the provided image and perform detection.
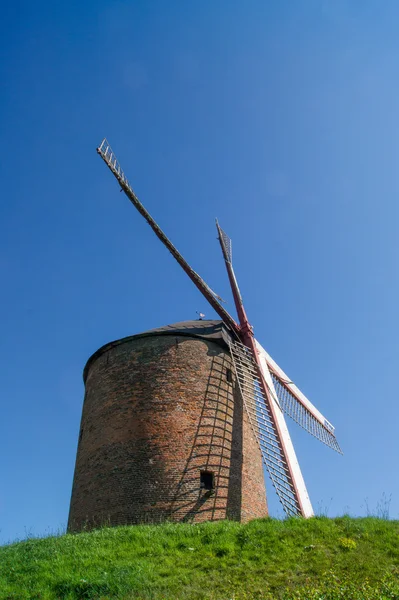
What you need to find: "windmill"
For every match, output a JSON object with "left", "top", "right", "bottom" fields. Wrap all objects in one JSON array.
[{"left": 96, "top": 138, "right": 342, "bottom": 518}]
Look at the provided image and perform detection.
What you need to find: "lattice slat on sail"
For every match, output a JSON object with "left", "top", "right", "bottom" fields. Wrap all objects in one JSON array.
[
  {"left": 270, "top": 374, "right": 343, "bottom": 454},
  {"left": 97, "top": 138, "right": 132, "bottom": 190},
  {"left": 229, "top": 340, "right": 301, "bottom": 517},
  {"left": 217, "top": 223, "right": 233, "bottom": 263}
]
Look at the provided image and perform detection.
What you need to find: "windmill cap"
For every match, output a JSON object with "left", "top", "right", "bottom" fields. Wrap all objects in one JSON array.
[{"left": 83, "top": 319, "right": 234, "bottom": 383}]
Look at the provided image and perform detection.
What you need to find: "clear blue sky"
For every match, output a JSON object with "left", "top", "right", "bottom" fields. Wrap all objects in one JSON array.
[{"left": 1, "top": 0, "right": 398, "bottom": 543}]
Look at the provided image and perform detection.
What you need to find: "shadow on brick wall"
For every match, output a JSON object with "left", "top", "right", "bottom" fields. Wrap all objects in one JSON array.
[{"left": 168, "top": 351, "right": 243, "bottom": 522}]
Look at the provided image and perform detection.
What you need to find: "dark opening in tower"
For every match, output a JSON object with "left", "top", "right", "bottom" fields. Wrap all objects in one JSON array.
[{"left": 200, "top": 470, "right": 215, "bottom": 491}]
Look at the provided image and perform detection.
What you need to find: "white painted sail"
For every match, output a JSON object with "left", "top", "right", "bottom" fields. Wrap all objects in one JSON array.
[
  {"left": 256, "top": 341, "right": 342, "bottom": 454},
  {"left": 229, "top": 339, "right": 314, "bottom": 518}
]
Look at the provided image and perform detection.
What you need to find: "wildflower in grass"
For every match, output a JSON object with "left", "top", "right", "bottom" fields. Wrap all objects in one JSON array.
[{"left": 339, "top": 536, "right": 357, "bottom": 550}]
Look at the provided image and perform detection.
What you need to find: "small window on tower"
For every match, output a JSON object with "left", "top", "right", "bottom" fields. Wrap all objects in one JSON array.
[
  {"left": 226, "top": 368, "right": 233, "bottom": 383},
  {"left": 200, "top": 470, "right": 215, "bottom": 491}
]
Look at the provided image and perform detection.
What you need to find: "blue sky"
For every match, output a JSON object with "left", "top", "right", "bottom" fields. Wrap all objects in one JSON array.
[{"left": 1, "top": 0, "right": 399, "bottom": 542}]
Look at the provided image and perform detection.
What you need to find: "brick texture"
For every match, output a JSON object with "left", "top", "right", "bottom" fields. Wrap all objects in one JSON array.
[{"left": 67, "top": 329, "right": 268, "bottom": 531}]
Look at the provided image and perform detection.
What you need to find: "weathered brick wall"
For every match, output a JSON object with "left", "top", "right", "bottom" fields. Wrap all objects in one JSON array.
[{"left": 68, "top": 332, "right": 267, "bottom": 531}]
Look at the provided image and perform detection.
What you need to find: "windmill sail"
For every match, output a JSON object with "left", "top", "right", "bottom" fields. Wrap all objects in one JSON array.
[
  {"left": 216, "top": 221, "right": 244, "bottom": 307},
  {"left": 216, "top": 220, "right": 340, "bottom": 516},
  {"left": 97, "top": 139, "right": 239, "bottom": 335},
  {"left": 256, "top": 342, "right": 342, "bottom": 454},
  {"left": 229, "top": 339, "right": 313, "bottom": 517},
  {"left": 216, "top": 222, "right": 314, "bottom": 517}
]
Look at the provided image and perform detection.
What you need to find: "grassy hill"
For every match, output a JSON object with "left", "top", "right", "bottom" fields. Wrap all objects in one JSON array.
[{"left": 1, "top": 517, "right": 399, "bottom": 599}]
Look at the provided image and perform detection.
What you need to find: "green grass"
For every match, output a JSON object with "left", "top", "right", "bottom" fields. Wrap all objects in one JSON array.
[{"left": 1, "top": 517, "right": 399, "bottom": 599}]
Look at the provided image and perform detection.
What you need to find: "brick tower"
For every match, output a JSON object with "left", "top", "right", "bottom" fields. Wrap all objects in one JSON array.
[{"left": 67, "top": 320, "right": 267, "bottom": 531}]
